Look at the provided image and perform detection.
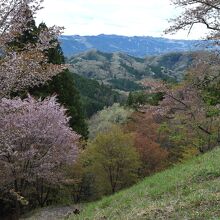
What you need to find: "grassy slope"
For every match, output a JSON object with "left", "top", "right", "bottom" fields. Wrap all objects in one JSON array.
[{"left": 71, "top": 148, "right": 220, "bottom": 220}]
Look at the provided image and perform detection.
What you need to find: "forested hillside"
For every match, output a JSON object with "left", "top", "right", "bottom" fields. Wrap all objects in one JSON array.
[
  {"left": 70, "top": 72, "right": 125, "bottom": 117},
  {"left": 68, "top": 50, "right": 195, "bottom": 91}
]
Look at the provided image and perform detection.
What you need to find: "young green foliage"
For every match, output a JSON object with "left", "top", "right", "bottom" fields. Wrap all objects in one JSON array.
[
  {"left": 88, "top": 103, "right": 133, "bottom": 139},
  {"left": 85, "top": 125, "right": 140, "bottom": 195}
]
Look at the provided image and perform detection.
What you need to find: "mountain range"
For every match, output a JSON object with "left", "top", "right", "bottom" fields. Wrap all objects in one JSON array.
[
  {"left": 60, "top": 34, "right": 205, "bottom": 58},
  {"left": 68, "top": 50, "right": 195, "bottom": 92}
]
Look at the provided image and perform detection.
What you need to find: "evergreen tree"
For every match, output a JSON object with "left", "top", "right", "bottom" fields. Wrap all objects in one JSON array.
[
  {"left": 31, "top": 23, "right": 88, "bottom": 138},
  {"left": 9, "top": 13, "right": 88, "bottom": 138},
  {"left": 30, "top": 69, "right": 88, "bottom": 138}
]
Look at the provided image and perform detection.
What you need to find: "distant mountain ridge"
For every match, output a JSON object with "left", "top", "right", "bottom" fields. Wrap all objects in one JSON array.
[{"left": 60, "top": 34, "right": 205, "bottom": 58}]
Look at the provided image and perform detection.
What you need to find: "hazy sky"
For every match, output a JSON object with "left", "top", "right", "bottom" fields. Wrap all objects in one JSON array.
[{"left": 36, "top": 0, "right": 208, "bottom": 39}]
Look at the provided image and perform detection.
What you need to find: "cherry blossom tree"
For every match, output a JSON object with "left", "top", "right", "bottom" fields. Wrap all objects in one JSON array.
[
  {"left": 0, "top": 95, "right": 79, "bottom": 210},
  {"left": 143, "top": 79, "right": 220, "bottom": 152},
  {"left": 0, "top": 0, "right": 65, "bottom": 98},
  {"left": 162, "top": 0, "right": 220, "bottom": 151},
  {"left": 0, "top": 0, "right": 80, "bottom": 214},
  {"left": 0, "top": 95, "right": 79, "bottom": 186}
]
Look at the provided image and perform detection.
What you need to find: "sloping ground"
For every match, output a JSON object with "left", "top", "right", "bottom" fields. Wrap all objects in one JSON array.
[
  {"left": 68, "top": 50, "right": 194, "bottom": 85},
  {"left": 70, "top": 147, "right": 220, "bottom": 220},
  {"left": 70, "top": 72, "right": 125, "bottom": 117}
]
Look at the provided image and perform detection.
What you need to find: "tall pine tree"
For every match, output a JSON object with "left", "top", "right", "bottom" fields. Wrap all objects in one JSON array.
[{"left": 31, "top": 23, "right": 88, "bottom": 138}]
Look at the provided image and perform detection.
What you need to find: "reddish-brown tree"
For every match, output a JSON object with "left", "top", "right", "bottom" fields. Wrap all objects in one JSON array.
[{"left": 125, "top": 109, "right": 168, "bottom": 176}]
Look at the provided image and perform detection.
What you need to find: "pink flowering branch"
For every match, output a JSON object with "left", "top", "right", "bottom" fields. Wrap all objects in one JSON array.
[
  {"left": 0, "top": 0, "right": 65, "bottom": 98},
  {"left": 0, "top": 95, "right": 79, "bottom": 190}
]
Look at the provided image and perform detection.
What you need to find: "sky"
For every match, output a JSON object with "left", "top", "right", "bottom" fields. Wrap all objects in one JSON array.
[{"left": 36, "top": 0, "right": 208, "bottom": 40}]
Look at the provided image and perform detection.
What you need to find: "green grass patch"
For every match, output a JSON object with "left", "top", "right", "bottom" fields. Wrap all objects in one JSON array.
[{"left": 70, "top": 147, "right": 220, "bottom": 220}]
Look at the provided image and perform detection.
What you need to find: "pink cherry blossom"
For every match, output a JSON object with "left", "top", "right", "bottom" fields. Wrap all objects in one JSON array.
[{"left": 0, "top": 95, "right": 79, "bottom": 187}]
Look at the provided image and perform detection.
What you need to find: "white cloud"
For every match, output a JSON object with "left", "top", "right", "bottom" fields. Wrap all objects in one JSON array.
[{"left": 36, "top": 0, "right": 208, "bottom": 39}]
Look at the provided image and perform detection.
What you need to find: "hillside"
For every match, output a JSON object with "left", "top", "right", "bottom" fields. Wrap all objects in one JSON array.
[
  {"left": 70, "top": 148, "right": 220, "bottom": 219},
  {"left": 70, "top": 72, "right": 125, "bottom": 117},
  {"left": 60, "top": 34, "right": 205, "bottom": 58},
  {"left": 68, "top": 50, "right": 194, "bottom": 90}
]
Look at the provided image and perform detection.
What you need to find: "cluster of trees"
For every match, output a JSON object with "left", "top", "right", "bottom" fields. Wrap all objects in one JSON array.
[
  {"left": 0, "top": 2, "right": 133, "bottom": 217},
  {"left": 0, "top": 1, "right": 82, "bottom": 218},
  {"left": 88, "top": 103, "right": 133, "bottom": 139},
  {"left": 66, "top": 0, "right": 220, "bottom": 202},
  {"left": 71, "top": 73, "right": 125, "bottom": 117},
  {"left": 65, "top": 103, "right": 169, "bottom": 201},
  {"left": 159, "top": 0, "right": 220, "bottom": 156},
  {"left": 108, "top": 78, "right": 144, "bottom": 91},
  {"left": 12, "top": 18, "right": 88, "bottom": 138},
  {"left": 127, "top": 91, "right": 164, "bottom": 109},
  {"left": 125, "top": 110, "right": 168, "bottom": 176}
]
